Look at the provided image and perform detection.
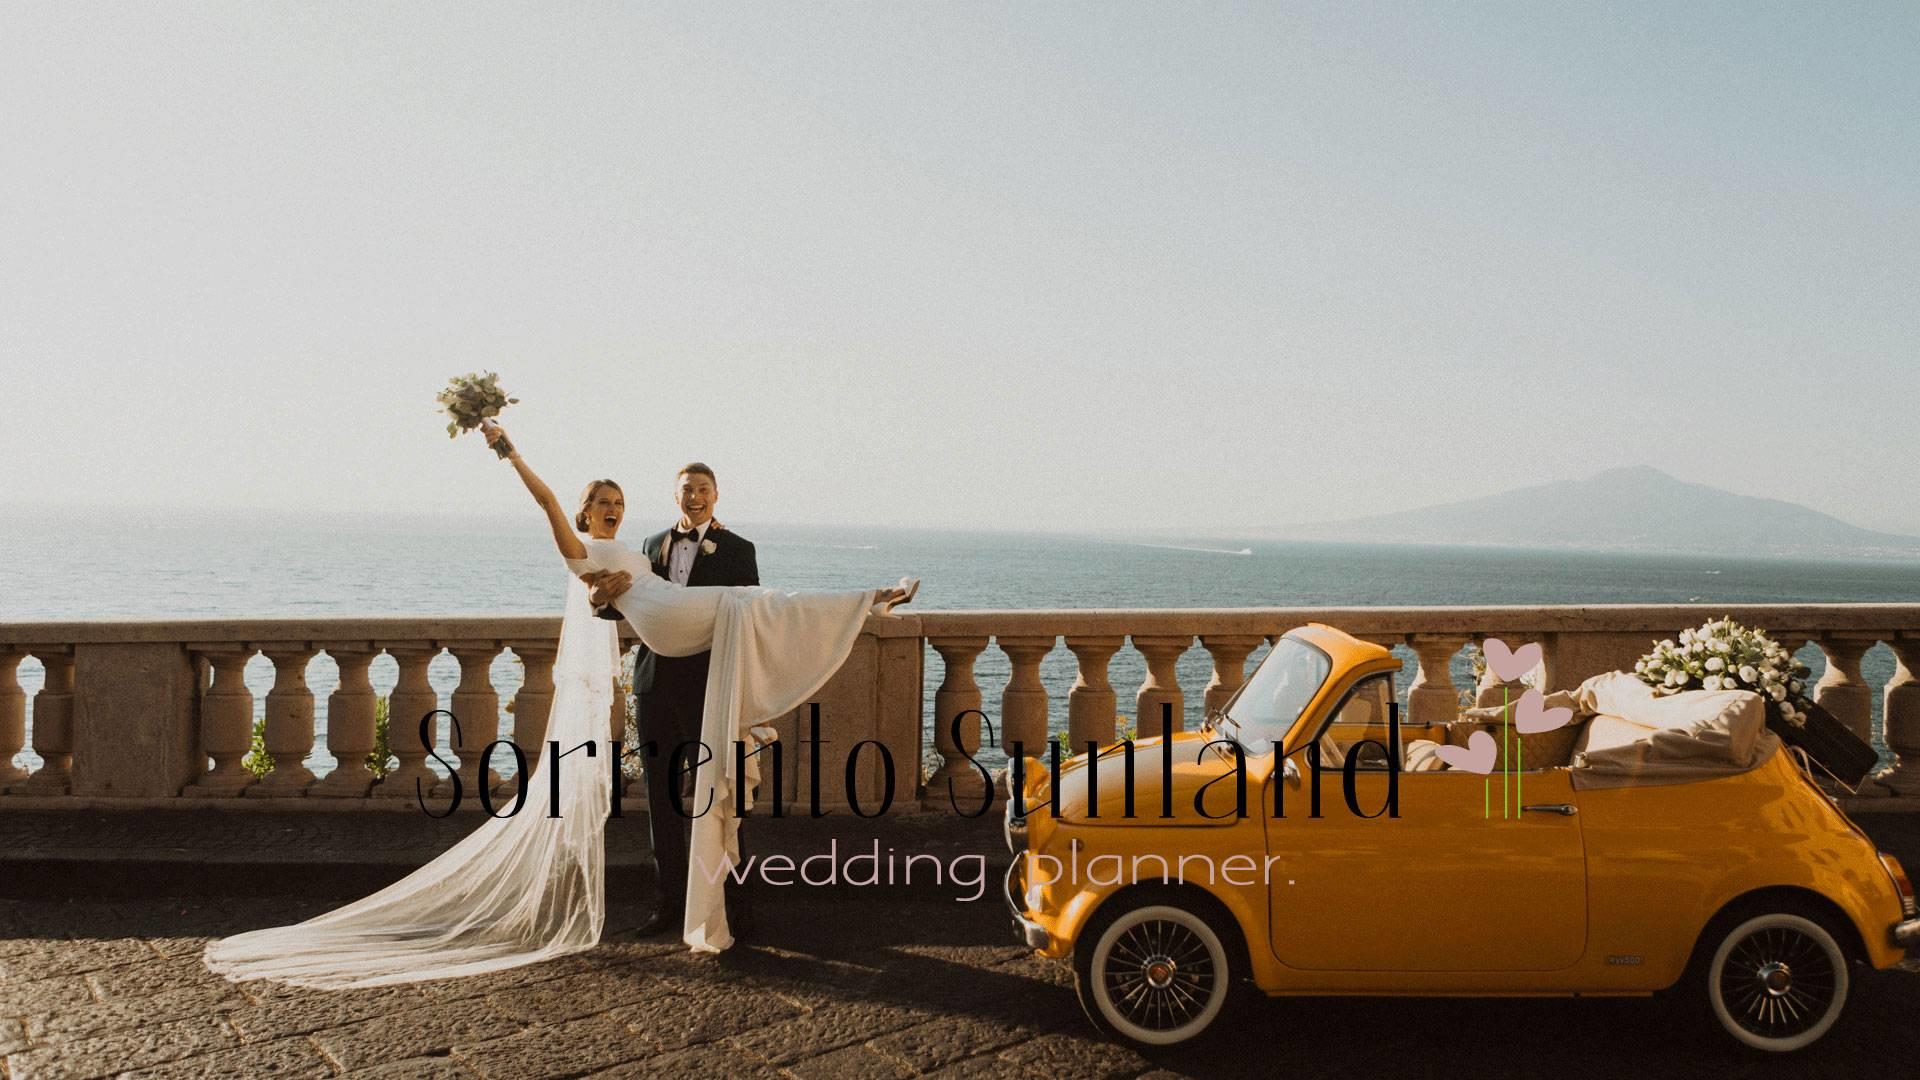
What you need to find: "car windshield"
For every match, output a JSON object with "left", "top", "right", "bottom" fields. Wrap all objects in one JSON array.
[{"left": 1224, "top": 636, "right": 1332, "bottom": 752}]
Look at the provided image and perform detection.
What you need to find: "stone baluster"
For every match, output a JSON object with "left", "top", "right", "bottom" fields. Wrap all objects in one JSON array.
[
  {"left": 12, "top": 651, "right": 74, "bottom": 795},
  {"left": 1200, "top": 635, "right": 1263, "bottom": 717},
  {"left": 185, "top": 648, "right": 258, "bottom": 796},
  {"left": 247, "top": 647, "right": 318, "bottom": 795},
  {"left": 1133, "top": 635, "right": 1189, "bottom": 738},
  {"left": 434, "top": 644, "right": 502, "bottom": 800},
  {"left": 376, "top": 646, "right": 440, "bottom": 800},
  {"left": 925, "top": 637, "right": 988, "bottom": 807},
  {"left": 1407, "top": 634, "right": 1471, "bottom": 727},
  {"left": 1813, "top": 635, "right": 1875, "bottom": 743},
  {"left": 311, "top": 645, "right": 378, "bottom": 797},
  {"left": 1879, "top": 639, "right": 1920, "bottom": 795},
  {"left": 0, "top": 651, "right": 25, "bottom": 787},
  {"left": 1065, "top": 636, "right": 1123, "bottom": 750},
  {"left": 507, "top": 644, "right": 558, "bottom": 755},
  {"left": 997, "top": 636, "right": 1054, "bottom": 762}
]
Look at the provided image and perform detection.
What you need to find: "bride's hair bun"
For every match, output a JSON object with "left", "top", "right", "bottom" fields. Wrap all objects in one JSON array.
[{"left": 574, "top": 479, "right": 624, "bottom": 532}]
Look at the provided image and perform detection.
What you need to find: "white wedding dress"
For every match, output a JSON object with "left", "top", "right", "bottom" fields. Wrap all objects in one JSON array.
[{"left": 203, "top": 537, "right": 875, "bottom": 988}]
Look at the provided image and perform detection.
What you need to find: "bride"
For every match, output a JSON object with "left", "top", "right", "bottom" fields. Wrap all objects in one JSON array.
[{"left": 203, "top": 420, "right": 917, "bottom": 988}]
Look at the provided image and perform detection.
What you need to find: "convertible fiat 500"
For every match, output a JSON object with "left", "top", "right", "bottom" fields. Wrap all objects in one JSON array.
[{"left": 1003, "top": 624, "right": 1918, "bottom": 1052}]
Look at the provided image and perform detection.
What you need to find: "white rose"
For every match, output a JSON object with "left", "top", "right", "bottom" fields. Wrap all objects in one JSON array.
[
  {"left": 1704, "top": 675, "right": 1723, "bottom": 691},
  {"left": 1770, "top": 684, "right": 1787, "bottom": 701},
  {"left": 1789, "top": 679, "right": 1803, "bottom": 694},
  {"left": 1738, "top": 665, "right": 1757, "bottom": 682},
  {"left": 700, "top": 538, "right": 718, "bottom": 555},
  {"left": 1706, "top": 657, "right": 1725, "bottom": 672}
]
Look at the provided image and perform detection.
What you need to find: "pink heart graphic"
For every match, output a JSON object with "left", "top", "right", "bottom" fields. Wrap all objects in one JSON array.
[
  {"left": 1483, "top": 638, "right": 1542, "bottom": 683},
  {"left": 1434, "top": 731, "right": 1497, "bottom": 774},
  {"left": 1515, "top": 689, "right": 1573, "bottom": 734}
]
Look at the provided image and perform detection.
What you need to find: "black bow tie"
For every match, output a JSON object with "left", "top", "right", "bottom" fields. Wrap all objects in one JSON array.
[{"left": 671, "top": 528, "right": 701, "bottom": 546}]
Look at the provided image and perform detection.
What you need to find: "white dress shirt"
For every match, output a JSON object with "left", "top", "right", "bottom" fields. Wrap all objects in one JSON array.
[{"left": 666, "top": 520, "right": 711, "bottom": 586}]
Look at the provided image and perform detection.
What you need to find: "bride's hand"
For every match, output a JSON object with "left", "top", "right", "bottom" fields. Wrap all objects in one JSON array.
[{"left": 480, "top": 419, "right": 512, "bottom": 455}]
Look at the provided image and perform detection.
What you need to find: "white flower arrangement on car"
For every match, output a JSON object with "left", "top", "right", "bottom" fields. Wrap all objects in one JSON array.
[{"left": 1635, "top": 616, "right": 1812, "bottom": 728}]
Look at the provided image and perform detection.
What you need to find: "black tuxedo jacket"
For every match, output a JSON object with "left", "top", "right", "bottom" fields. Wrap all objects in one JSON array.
[{"left": 595, "top": 524, "right": 759, "bottom": 702}]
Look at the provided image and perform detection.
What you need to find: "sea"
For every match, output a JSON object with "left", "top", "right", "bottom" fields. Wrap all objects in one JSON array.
[{"left": 5, "top": 509, "right": 1918, "bottom": 777}]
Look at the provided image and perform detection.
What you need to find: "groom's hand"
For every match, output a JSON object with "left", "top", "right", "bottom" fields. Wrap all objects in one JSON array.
[{"left": 587, "top": 570, "right": 633, "bottom": 608}]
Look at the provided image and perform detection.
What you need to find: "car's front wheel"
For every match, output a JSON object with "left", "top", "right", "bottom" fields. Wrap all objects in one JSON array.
[
  {"left": 1074, "top": 901, "right": 1233, "bottom": 1047},
  {"left": 1704, "top": 912, "right": 1850, "bottom": 1052}
]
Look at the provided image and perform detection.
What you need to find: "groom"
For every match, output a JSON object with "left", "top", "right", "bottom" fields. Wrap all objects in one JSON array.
[{"left": 588, "top": 462, "right": 758, "bottom": 938}]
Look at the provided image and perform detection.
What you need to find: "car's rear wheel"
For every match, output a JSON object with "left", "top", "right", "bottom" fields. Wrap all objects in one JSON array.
[
  {"left": 1074, "top": 901, "right": 1232, "bottom": 1047},
  {"left": 1704, "top": 912, "right": 1849, "bottom": 1052}
]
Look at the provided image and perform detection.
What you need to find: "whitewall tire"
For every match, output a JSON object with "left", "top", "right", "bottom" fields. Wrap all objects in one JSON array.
[
  {"left": 1705, "top": 912, "right": 1849, "bottom": 1053},
  {"left": 1075, "top": 902, "right": 1232, "bottom": 1047}
]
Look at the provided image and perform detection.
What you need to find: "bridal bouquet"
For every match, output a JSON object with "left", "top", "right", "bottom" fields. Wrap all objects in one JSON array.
[
  {"left": 438, "top": 372, "right": 519, "bottom": 459},
  {"left": 1635, "top": 616, "right": 1812, "bottom": 727}
]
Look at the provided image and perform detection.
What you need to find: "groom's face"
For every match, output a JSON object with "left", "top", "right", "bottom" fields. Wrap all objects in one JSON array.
[{"left": 675, "top": 471, "right": 717, "bottom": 527}]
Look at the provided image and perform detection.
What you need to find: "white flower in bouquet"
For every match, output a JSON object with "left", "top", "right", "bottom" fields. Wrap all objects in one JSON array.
[{"left": 1635, "top": 616, "right": 1814, "bottom": 728}]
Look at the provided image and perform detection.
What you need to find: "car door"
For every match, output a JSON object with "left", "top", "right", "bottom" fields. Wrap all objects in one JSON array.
[{"left": 1263, "top": 685, "right": 1589, "bottom": 973}]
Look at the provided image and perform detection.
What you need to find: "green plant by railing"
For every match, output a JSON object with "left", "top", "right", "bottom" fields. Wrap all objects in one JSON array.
[
  {"left": 368, "top": 696, "right": 394, "bottom": 778},
  {"left": 243, "top": 715, "right": 271, "bottom": 778},
  {"left": 243, "top": 697, "right": 395, "bottom": 779},
  {"left": 621, "top": 652, "right": 642, "bottom": 781}
]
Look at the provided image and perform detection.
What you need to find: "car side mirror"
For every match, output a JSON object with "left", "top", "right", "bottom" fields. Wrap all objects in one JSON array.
[{"left": 1283, "top": 757, "right": 1302, "bottom": 787}]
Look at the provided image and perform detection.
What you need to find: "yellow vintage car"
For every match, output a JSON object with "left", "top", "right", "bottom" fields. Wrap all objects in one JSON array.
[{"left": 1003, "top": 623, "right": 1919, "bottom": 1053}]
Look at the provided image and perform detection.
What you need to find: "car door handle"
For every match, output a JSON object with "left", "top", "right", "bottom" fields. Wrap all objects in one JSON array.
[{"left": 1521, "top": 803, "right": 1577, "bottom": 816}]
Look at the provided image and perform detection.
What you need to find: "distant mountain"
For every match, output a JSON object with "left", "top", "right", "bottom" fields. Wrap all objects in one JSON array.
[{"left": 1274, "top": 466, "right": 1920, "bottom": 558}]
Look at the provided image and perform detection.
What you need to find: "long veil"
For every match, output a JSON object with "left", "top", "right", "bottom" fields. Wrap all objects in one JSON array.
[{"left": 203, "top": 574, "right": 617, "bottom": 989}]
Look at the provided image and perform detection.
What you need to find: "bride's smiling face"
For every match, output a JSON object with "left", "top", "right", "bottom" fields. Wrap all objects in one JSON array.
[{"left": 586, "top": 486, "right": 624, "bottom": 538}]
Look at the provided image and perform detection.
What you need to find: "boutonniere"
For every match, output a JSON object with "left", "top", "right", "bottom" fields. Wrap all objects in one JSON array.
[{"left": 700, "top": 538, "right": 717, "bottom": 555}]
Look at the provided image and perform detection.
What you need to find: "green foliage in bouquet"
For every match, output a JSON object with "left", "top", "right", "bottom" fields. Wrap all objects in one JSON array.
[
  {"left": 438, "top": 371, "right": 519, "bottom": 458},
  {"left": 1635, "top": 616, "right": 1813, "bottom": 727}
]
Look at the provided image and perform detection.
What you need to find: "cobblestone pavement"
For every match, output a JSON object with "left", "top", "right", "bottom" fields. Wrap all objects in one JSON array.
[{"left": 3, "top": 888, "right": 1919, "bottom": 1080}]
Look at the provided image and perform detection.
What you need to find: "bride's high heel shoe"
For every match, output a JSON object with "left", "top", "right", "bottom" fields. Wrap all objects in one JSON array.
[{"left": 871, "top": 576, "right": 920, "bottom": 617}]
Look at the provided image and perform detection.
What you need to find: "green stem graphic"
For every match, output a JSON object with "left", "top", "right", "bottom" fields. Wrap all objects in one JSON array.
[{"left": 1503, "top": 686, "right": 1510, "bottom": 818}]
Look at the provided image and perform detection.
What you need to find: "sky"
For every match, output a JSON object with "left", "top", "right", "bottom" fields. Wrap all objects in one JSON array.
[{"left": 3, "top": 2, "right": 1917, "bottom": 535}]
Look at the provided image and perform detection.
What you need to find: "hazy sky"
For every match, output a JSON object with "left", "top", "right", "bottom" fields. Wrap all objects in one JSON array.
[{"left": 4, "top": 2, "right": 1916, "bottom": 534}]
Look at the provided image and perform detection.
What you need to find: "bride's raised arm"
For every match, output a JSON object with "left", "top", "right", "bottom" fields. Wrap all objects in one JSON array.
[{"left": 482, "top": 421, "right": 589, "bottom": 563}]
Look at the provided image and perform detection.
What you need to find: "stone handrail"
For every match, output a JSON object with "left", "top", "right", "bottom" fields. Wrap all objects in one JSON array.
[{"left": 3, "top": 604, "right": 1917, "bottom": 809}]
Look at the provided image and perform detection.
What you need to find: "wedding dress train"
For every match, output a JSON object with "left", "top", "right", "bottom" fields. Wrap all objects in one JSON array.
[{"left": 203, "top": 537, "right": 873, "bottom": 987}]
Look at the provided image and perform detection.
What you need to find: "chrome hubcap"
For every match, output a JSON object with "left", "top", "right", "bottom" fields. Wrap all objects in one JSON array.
[
  {"left": 1758, "top": 961, "right": 1792, "bottom": 996},
  {"left": 1144, "top": 957, "right": 1175, "bottom": 989}
]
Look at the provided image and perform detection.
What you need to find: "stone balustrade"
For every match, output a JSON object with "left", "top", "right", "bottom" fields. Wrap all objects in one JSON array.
[{"left": 3, "top": 604, "right": 1919, "bottom": 813}]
